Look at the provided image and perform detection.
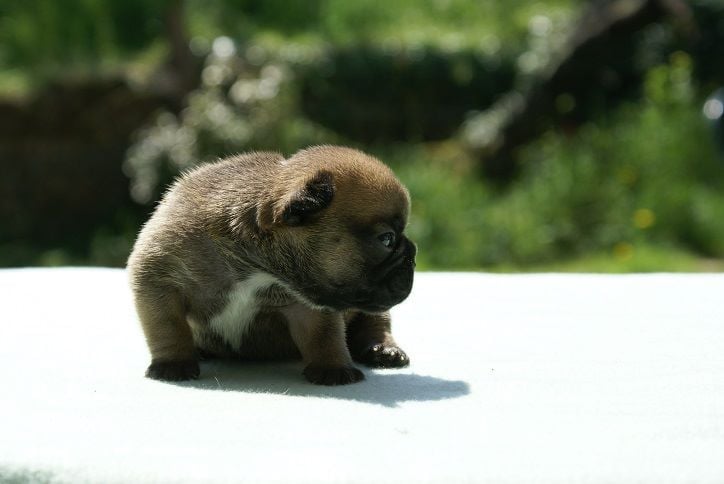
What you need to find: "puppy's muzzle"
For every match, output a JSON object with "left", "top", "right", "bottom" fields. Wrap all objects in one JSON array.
[
  {"left": 368, "top": 238, "right": 416, "bottom": 311},
  {"left": 318, "top": 239, "right": 416, "bottom": 313}
]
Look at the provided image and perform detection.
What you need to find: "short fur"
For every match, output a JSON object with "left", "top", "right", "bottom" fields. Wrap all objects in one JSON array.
[{"left": 127, "top": 145, "right": 416, "bottom": 385}]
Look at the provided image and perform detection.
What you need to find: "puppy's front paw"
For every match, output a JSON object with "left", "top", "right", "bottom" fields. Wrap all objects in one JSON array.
[
  {"left": 303, "top": 365, "right": 365, "bottom": 386},
  {"left": 146, "top": 359, "right": 200, "bottom": 381},
  {"left": 356, "top": 344, "right": 410, "bottom": 368}
]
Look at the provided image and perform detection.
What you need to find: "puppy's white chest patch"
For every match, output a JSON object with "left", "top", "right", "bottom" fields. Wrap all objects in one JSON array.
[{"left": 209, "top": 273, "right": 278, "bottom": 349}]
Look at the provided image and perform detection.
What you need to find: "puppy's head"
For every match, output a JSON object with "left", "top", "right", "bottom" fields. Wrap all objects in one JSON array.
[{"left": 261, "top": 146, "right": 416, "bottom": 312}]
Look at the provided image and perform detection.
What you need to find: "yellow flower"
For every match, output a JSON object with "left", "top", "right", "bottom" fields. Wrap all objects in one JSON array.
[
  {"left": 633, "top": 208, "right": 655, "bottom": 229},
  {"left": 613, "top": 242, "right": 634, "bottom": 261}
]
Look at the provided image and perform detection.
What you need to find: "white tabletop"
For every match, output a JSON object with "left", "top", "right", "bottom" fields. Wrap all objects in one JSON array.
[{"left": 1, "top": 268, "right": 723, "bottom": 483}]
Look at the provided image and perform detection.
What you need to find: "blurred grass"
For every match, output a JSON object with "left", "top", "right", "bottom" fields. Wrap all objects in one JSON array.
[{"left": 517, "top": 245, "right": 724, "bottom": 273}]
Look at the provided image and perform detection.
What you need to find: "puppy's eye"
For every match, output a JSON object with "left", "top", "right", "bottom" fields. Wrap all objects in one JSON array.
[{"left": 378, "top": 231, "right": 396, "bottom": 249}]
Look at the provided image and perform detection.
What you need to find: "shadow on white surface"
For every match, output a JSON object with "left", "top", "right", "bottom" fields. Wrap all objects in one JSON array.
[
  {"left": 162, "top": 360, "right": 470, "bottom": 408},
  {"left": 0, "top": 467, "right": 56, "bottom": 484}
]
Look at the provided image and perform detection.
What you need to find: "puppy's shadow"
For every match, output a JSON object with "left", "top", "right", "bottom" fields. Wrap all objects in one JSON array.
[{"left": 173, "top": 361, "right": 470, "bottom": 408}]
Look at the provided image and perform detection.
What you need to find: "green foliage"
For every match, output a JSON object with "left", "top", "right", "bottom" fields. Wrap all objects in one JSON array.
[
  {"left": 124, "top": 48, "right": 338, "bottom": 204},
  {"left": 2, "top": 0, "right": 722, "bottom": 271},
  {"left": 186, "top": 0, "right": 577, "bottom": 50},
  {"left": 125, "top": 49, "right": 723, "bottom": 271},
  {"left": 0, "top": 0, "right": 164, "bottom": 73},
  {"left": 299, "top": 46, "right": 516, "bottom": 142},
  {"left": 400, "top": 53, "right": 724, "bottom": 269}
]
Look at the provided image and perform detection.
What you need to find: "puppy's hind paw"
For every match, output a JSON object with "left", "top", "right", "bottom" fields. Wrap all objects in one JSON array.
[
  {"left": 146, "top": 359, "right": 200, "bottom": 381},
  {"left": 303, "top": 365, "right": 365, "bottom": 386},
  {"left": 356, "top": 344, "right": 410, "bottom": 369}
]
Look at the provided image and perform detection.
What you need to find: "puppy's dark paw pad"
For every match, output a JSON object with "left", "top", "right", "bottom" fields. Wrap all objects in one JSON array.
[
  {"left": 303, "top": 365, "right": 365, "bottom": 386},
  {"left": 146, "top": 359, "right": 200, "bottom": 381},
  {"left": 359, "top": 344, "right": 410, "bottom": 368}
]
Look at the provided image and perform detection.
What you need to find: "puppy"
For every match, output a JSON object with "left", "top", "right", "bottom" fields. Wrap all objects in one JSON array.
[{"left": 127, "top": 145, "right": 416, "bottom": 385}]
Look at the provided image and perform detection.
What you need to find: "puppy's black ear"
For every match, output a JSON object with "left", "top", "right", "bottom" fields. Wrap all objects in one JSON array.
[{"left": 282, "top": 170, "right": 335, "bottom": 226}]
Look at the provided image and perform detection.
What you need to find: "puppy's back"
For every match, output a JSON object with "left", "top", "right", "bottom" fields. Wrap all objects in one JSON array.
[{"left": 127, "top": 151, "right": 283, "bottom": 285}]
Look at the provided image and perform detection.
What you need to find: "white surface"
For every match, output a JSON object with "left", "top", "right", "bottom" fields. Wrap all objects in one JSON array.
[{"left": 1, "top": 268, "right": 724, "bottom": 483}]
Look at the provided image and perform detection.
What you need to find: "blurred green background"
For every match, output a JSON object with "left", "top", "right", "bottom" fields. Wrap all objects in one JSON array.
[{"left": 1, "top": 0, "right": 723, "bottom": 271}]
